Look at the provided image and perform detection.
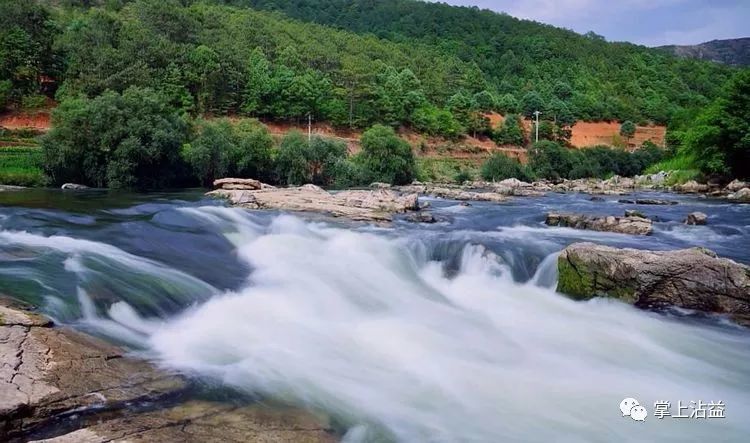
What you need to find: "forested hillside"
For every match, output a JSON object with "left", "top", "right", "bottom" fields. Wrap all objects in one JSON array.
[{"left": 230, "top": 0, "right": 734, "bottom": 124}]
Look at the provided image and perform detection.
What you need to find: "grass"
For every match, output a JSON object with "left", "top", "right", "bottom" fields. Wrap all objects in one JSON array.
[
  {"left": 643, "top": 153, "right": 702, "bottom": 186},
  {"left": 416, "top": 158, "right": 479, "bottom": 183},
  {"left": 0, "top": 145, "right": 45, "bottom": 186},
  {"left": 644, "top": 153, "right": 698, "bottom": 174}
]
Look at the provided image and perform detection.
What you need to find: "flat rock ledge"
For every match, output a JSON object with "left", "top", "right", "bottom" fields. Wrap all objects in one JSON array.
[
  {"left": 557, "top": 243, "right": 750, "bottom": 326},
  {"left": 545, "top": 212, "right": 653, "bottom": 235},
  {"left": 0, "top": 299, "right": 334, "bottom": 443},
  {"left": 209, "top": 179, "right": 419, "bottom": 222}
]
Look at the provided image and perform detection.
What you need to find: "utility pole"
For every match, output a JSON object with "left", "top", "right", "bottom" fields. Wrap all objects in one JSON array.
[
  {"left": 533, "top": 110, "right": 542, "bottom": 143},
  {"left": 307, "top": 113, "right": 312, "bottom": 142}
]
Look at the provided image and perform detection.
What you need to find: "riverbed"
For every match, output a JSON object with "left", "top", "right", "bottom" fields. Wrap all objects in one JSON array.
[{"left": 1, "top": 189, "right": 749, "bottom": 442}]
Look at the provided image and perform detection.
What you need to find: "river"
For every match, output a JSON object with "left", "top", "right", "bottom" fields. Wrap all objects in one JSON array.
[{"left": 1, "top": 189, "right": 749, "bottom": 442}]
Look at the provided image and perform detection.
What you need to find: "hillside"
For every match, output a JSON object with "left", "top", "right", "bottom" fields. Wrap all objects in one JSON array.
[
  {"left": 231, "top": 0, "right": 735, "bottom": 123},
  {"left": 659, "top": 38, "right": 750, "bottom": 67}
]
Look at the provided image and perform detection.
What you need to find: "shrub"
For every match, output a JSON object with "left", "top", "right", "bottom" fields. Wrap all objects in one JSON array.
[
  {"left": 42, "top": 87, "right": 188, "bottom": 189},
  {"left": 182, "top": 118, "right": 274, "bottom": 186},
  {"left": 480, "top": 153, "right": 531, "bottom": 181},
  {"left": 356, "top": 125, "right": 415, "bottom": 185}
]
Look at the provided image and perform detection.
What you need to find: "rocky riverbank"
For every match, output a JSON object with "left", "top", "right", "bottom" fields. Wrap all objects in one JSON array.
[
  {"left": 557, "top": 243, "right": 750, "bottom": 326},
  {"left": 0, "top": 298, "right": 335, "bottom": 443}
]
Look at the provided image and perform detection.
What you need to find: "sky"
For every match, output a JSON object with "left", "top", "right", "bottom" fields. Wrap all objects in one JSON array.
[{"left": 431, "top": 0, "right": 749, "bottom": 47}]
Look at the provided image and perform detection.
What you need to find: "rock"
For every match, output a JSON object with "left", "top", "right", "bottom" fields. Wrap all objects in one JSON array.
[
  {"left": 209, "top": 181, "right": 420, "bottom": 222},
  {"left": 496, "top": 178, "right": 531, "bottom": 189},
  {"left": 618, "top": 198, "right": 678, "bottom": 205},
  {"left": 0, "top": 299, "right": 334, "bottom": 442},
  {"left": 60, "top": 183, "right": 88, "bottom": 190},
  {"left": 369, "top": 182, "right": 391, "bottom": 189},
  {"left": 404, "top": 212, "right": 438, "bottom": 223},
  {"left": 428, "top": 187, "right": 508, "bottom": 202},
  {"left": 725, "top": 179, "right": 748, "bottom": 192},
  {"left": 589, "top": 196, "right": 605, "bottom": 202},
  {"left": 624, "top": 209, "right": 647, "bottom": 219},
  {"left": 728, "top": 188, "right": 750, "bottom": 203},
  {"left": 557, "top": 243, "right": 750, "bottom": 326},
  {"left": 1, "top": 299, "right": 185, "bottom": 439},
  {"left": 459, "top": 202, "right": 472, "bottom": 207},
  {"left": 213, "top": 178, "right": 262, "bottom": 190},
  {"left": 0, "top": 185, "right": 26, "bottom": 192},
  {"left": 685, "top": 211, "right": 708, "bottom": 225},
  {"left": 545, "top": 212, "right": 653, "bottom": 235},
  {"left": 675, "top": 180, "right": 709, "bottom": 194}
]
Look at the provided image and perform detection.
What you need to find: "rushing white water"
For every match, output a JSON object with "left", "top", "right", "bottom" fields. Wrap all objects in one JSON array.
[{"left": 134, "top": 208, "right": 750, "bottom": 442}]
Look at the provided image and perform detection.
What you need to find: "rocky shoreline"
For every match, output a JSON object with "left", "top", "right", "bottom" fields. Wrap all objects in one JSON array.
[
  {"left": 207, "top": 174, "right": 750, "bottom": 224},
  {"left": 0, "top": 298, "right": 335, "bottom": 443}
]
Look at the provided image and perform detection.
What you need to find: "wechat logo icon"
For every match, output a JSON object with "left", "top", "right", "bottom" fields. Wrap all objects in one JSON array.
[{"left": 620, "top": 398, "right": 647, "bottom": 421}]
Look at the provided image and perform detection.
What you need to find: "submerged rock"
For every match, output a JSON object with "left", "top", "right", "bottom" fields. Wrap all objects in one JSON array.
[
  {"left": 685, "top": 211, "right": 708, "bottom": 225},
  {"left": 0, "top": 299, "right": 334, "bottom": 442},
  {"left": 404, "top": 212, "right": 438, "bottom": 223},
  {"left": 618, "top": 198, "right": 678, "bottom": 205},
  {"left": 624, "top": 209, "right": 647, "bottom": 219},
  {"left": 545, "top": 212, "right": 653, "bottom": 235},
  {"left": 557, "top": 243, "right": 750, "bottom": 326},
  {"left": 209, "top": 179, "right": 420, "bottom": 222},
  {"left": 60, "top": 183, "right": 88, "bottom": 190}
]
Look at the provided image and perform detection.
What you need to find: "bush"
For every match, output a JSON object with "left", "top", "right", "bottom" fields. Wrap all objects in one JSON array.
[
  {"left": 42, "top": 87, "right": 188, "bottom": 189},
  {"left": 182, "top": 118, "right": 274, "bottom": 186},
  {"left": 0, "top": 146, "right": 45, "bottom": 186},
  {"left": 356, "top": 125, "right": 415, "bottom": 185},
  {"left": 480, "top": 153, "right": 531, "bottom": 181},
  {"left": 275, "top": 131, "right": 348, "bottom": 186},
  {"left": 528, "top": 141, "right": 575, "bottom": 180}
]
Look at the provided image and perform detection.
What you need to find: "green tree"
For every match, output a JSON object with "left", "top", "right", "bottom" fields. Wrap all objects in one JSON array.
[
  {"left": 620, "top": 121, "right": 636, "bottom": 144},
  {"left": 493, "top": 114, "right": 525, "bottom": 146},
  {"left": 682, "top": 70, "right": 750, "bottom": 177},
  {"left": 182, "top": 118, "right": 274, "bottom": 186},
  {"left": 242, "top": 48, "right": 272, "bottom": 116},
  {"left": 356, "top": 125, "right": 415, "bottom": 185},
  {"left": 42, "top": 87, "right": 188, "bottom": 189}
]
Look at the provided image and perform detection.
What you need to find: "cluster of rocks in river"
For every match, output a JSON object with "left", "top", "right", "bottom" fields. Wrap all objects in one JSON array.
[
  {"left": 0, "top": 298, "right": 334, "bottom": 443},
  {"left": 209, "top": 178, "right": 420, "bottom": 222},
  {"left": 545, "top": 212, "right": 653, "bottom": 235},
  {"left": 557, "top": 243, "right": 750, "bottom": 326}
]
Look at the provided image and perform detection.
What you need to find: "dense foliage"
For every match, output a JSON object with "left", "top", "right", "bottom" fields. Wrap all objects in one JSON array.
[
  {"left": 479, "top": 141, "right": 665, "bottom": 182},
  {"left": 677, "top": 70, "right": 750, "bottom": 178},
  {"left": 275, "top": 131, "right": 348, "bottom": 186},
  {"left": 183, "top": 118, "right": 273, "bottom": 186},
  {"left": 356, "top": 125, "right": 416, "bottom": 185},
  {"left": 237, "top": 0, "right": 733, "bottom": 124},
  {"left": 42, "top": 87, "right": 188, "bottom": 189}
]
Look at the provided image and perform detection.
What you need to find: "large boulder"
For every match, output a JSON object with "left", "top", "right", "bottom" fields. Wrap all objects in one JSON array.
[
  {"left": 685, "top": 211, "right": 708, "bottom": 225},
  {"left": 725, "top": 179, "right": 748, "bottom": 192},
  {"left": 675, "top": 180, "right": 709, "bottom": 194},
  {"left": 728, "top": 188, "right": 750, "bottom": 203},
  {"left": 545, "top": 212, "right": 653, "bottom": 235},
  {"left": 557, "top": 243, "right": 750, "bottom": 326}
]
